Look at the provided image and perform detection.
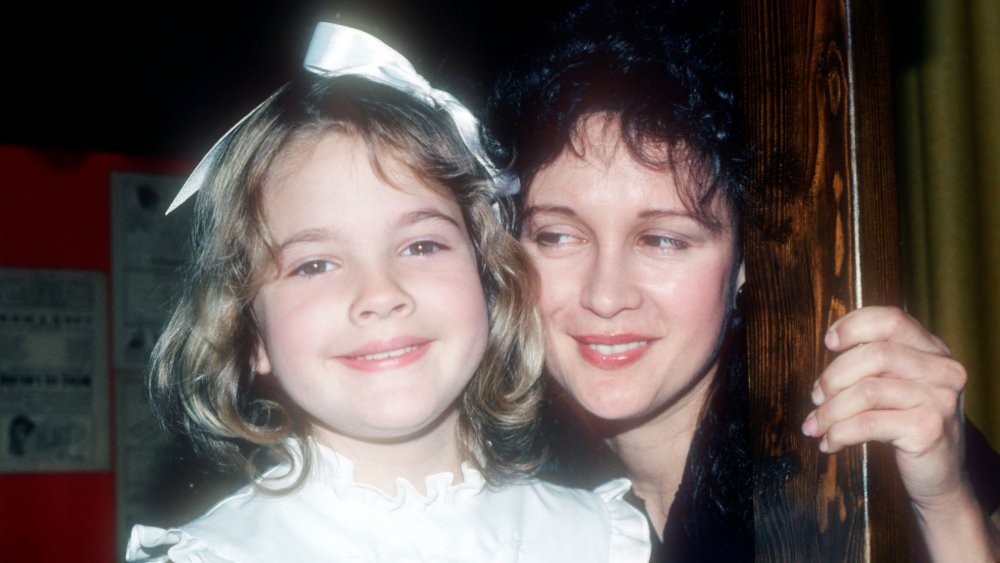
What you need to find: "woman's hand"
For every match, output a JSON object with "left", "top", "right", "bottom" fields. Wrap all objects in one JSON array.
[
  {"left": 800, "top": 306, "right": 999, "bottom": 560},
  {"left": 802, "top": 306, "right": 963, "bottom": 502}
]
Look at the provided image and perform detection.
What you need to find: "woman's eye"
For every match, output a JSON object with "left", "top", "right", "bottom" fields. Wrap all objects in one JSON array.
[
  {"left": 638, "top": 235, "right": 688, "bottom": 250},
  {"left": 401, "top": 240, "right": 447, "bottom": 256},
  {"left": 291, "top": 260, "right": 337, "bottom": 276},
  {"left": 533, "top": 231, "right": 579, "bottom": 247}
]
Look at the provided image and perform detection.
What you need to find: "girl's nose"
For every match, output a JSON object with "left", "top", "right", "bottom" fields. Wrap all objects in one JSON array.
[
  {"left": 580, "top": 248, "right": 641, "bottom": 318},
  {"left": 349, "top": 266, "right": 415, "bottom": 322}
]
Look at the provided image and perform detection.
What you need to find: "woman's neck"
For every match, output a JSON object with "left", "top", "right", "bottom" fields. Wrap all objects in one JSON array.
[
  {"left": 607, "top": 370, "right": 715, "bottom": 538},
  {"left": 312, "top": 410, "right": 466, "bottom": 495}
]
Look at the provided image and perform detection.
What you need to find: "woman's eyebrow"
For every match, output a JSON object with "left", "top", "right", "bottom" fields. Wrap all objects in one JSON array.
[
  {"left": 521, "top": 204, "right": 577, "bottom": 221},
  {"left": 523, "top": 205, "right": 696, "bottom": 222},
  {"left": 637, "top": 209, "right": 697, "bottom": 220}
]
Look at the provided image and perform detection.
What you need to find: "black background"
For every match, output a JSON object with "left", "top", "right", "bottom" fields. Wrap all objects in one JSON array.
[{"left": 1, "top": 1, "right": 573, "bottom": 161}]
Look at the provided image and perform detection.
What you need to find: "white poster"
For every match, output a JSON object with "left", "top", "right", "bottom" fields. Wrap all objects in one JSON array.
[
  {"left": 110, "top": 171, "right": 192, "bottom": 370},
  {"left": 111, "top": 171, "right": 190, "bottom": 557},
  {"left": 0, "top": 268, "right": 109, "bottom": 472}
]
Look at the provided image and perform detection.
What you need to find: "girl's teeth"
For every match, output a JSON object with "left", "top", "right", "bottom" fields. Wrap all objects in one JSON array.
[
  {"left": 588, "top": 341, "right": 647, "bottom": 355},
  {"left": 359, "top": 345, "right": 417, "bottom": 361}
]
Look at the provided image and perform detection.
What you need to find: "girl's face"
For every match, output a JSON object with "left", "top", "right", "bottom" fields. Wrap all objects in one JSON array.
[
  {"left": 252, "top": 132, "right": 489, "bottom": 446},
  {"left": 521, "top": 117, "right": 743, "bottom": 423}
]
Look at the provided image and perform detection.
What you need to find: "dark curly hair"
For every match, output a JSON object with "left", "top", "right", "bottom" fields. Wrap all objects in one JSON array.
[{"left": 487, "top": 0, "right": 746, "bottom": 232}]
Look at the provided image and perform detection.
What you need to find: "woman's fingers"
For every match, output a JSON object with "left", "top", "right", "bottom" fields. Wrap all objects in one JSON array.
[
  {"left": 803, "top": 376, "right": 960, "bottom": 454},
  {"left": 805, "top": 377, "right": 925, "bottom": 440},
  {"left": 812, "top": 406, "right": 937, "bottom": 454},
  {"left": 814, "top": 339, "right": 967, "bottom": 405},
  {"left": 825, "top": 306, "right": 949, "bottom": 355}
]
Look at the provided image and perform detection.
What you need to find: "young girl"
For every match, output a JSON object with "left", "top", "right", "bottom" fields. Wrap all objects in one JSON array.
[{"left": 125, "top": 23, "right": 649, "bottom": 562}]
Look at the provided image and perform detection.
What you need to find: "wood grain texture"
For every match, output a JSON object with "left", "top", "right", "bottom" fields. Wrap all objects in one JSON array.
[{"left": 738, "top": 0, "right": 910, "bottom": 560}]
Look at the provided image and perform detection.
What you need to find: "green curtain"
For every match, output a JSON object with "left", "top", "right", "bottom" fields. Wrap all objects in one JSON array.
[{"left": 894, "top": 0, "right": 999, "bottom": 447}]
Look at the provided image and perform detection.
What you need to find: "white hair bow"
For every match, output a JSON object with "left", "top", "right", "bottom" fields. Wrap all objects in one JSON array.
[{"left": 166, "top": 22, "right": 518, "bottom": 214}]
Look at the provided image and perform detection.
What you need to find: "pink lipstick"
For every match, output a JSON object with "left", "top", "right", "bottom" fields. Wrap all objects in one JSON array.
[{"left": 574, "top": 333, "right": 653, "bottom": 370}]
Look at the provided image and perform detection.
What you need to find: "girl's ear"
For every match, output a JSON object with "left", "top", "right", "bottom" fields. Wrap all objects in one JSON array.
[{"left": 254, "top": 338, "right": 273, "bottom": 376}]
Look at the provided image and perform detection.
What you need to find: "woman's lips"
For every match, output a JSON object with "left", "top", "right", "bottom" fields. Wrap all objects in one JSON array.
[
  {"left": 336, "top": 337, "right": 431, "bottom": 372},
  {"left": 573, "top": 334, "right": 654, "bottom": 370}
]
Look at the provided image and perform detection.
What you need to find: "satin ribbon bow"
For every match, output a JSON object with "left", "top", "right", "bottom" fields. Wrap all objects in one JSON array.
[{"left": 167, "top": 22, "right": 518, "bottom": 214}]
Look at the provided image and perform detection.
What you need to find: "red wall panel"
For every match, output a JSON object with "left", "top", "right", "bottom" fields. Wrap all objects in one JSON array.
[{"left": 0, "top": 145, "right": 189, "bottom": 563}]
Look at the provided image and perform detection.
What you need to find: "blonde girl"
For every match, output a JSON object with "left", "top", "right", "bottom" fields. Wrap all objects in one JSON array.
[{"left": 126, "top": 23, "right": 649, "bottom": 562}]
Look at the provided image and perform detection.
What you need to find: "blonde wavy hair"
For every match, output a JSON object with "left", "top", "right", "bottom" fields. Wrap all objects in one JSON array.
[{"left": 150, "top": 77, "right": 544, "bottom": 488}]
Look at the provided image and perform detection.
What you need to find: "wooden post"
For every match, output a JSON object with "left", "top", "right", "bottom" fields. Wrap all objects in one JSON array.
[{"left": 739, "top": 1, "right": 912, "bottom": 560}]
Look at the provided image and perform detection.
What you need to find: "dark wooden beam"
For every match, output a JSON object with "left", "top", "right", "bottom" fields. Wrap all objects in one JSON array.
[{"left": 739, "top": 1, "right": 911, "bottom": 560}]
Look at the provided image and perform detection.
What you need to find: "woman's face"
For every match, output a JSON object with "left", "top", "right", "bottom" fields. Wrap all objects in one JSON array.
[{"left": 520, "top": 117, "right": 743, "bottom": 422}]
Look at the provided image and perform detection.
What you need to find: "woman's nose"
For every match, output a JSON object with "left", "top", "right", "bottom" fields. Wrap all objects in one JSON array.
[
  {"left": 579, "top": 248, "right": 641, "bottom": 317},
  {"left": 349, "top": 265, "right": 415, "bottom": 322}
]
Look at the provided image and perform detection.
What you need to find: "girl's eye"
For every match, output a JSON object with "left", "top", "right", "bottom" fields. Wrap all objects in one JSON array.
[
  {"left": 401, "top": 240, "right": 447, "bottom": 256},
  {"left": 533, "top": 231, "right": 581, "bottom": 247},
  {"left": 638, "top": 234, "right": 688, "bottom": 250},
  {"left": 291, "top": 260, "right": 337, "bottom": 276}
]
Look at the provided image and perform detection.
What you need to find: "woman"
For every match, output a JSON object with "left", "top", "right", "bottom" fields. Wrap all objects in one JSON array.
[{"left": 487, "top": 1, "right": 1000, "bottom": 560}]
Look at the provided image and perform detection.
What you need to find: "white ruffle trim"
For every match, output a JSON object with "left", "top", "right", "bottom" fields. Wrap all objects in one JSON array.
[
  {"left": 303, "top": 442, "right": 486, "bottom": 511},
  {"left": 595, "top": 478, "right": 653, "bottom": 562},
  {"left": 127, "top": 526, "right": 232, "bottom": 563}
]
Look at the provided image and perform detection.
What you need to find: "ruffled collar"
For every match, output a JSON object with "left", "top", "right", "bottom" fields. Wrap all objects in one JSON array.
[{"left": 260, "top": 439, "right": 487, "bottom": 512}]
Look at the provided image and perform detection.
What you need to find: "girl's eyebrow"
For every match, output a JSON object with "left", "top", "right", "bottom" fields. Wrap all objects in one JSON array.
[
  {"left": 276, "top": 227, "right": 341, "bottom": 252},
  {"left": 395, "top": 208, "right": 463, "bottom": 231},
  {"left": 276, "top": 208, "right": 462, "bottom": 252}
]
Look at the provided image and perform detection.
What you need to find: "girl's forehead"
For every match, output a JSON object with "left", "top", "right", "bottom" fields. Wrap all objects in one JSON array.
[
  {"left": 267, "top": 130, "right": 454, "bottom": 203},
  {"left": 258, "top": 131, "right": 471, "bottom": 242}
]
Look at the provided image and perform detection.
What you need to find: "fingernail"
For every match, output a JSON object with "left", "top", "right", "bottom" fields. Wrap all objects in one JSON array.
[
  {"left": 811, "top": 382, "right": 825, "bottom": 406},
  {"left": 819, "top": 436, "right": 830, "bottom": 453},
  {"left": 801, "top": 413, "right": 817, "bottom": 437},
  {"left": 825, "top": 328, "right": 840, "bottom": 350}
]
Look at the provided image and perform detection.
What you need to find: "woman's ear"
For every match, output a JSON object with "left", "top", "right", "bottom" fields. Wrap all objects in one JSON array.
[{"left": 734, "top": 261, "right": 746, "bottom": 308}]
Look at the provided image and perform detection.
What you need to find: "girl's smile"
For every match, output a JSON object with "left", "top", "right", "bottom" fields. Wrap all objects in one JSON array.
[{"left": 336, "top": 337, "right": 432, "bottom": 372}]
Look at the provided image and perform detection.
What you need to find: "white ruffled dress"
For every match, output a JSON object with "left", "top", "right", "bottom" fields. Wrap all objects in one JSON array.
[{"left": 126, "top": 443, "right": 650, "bottom": 562}]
